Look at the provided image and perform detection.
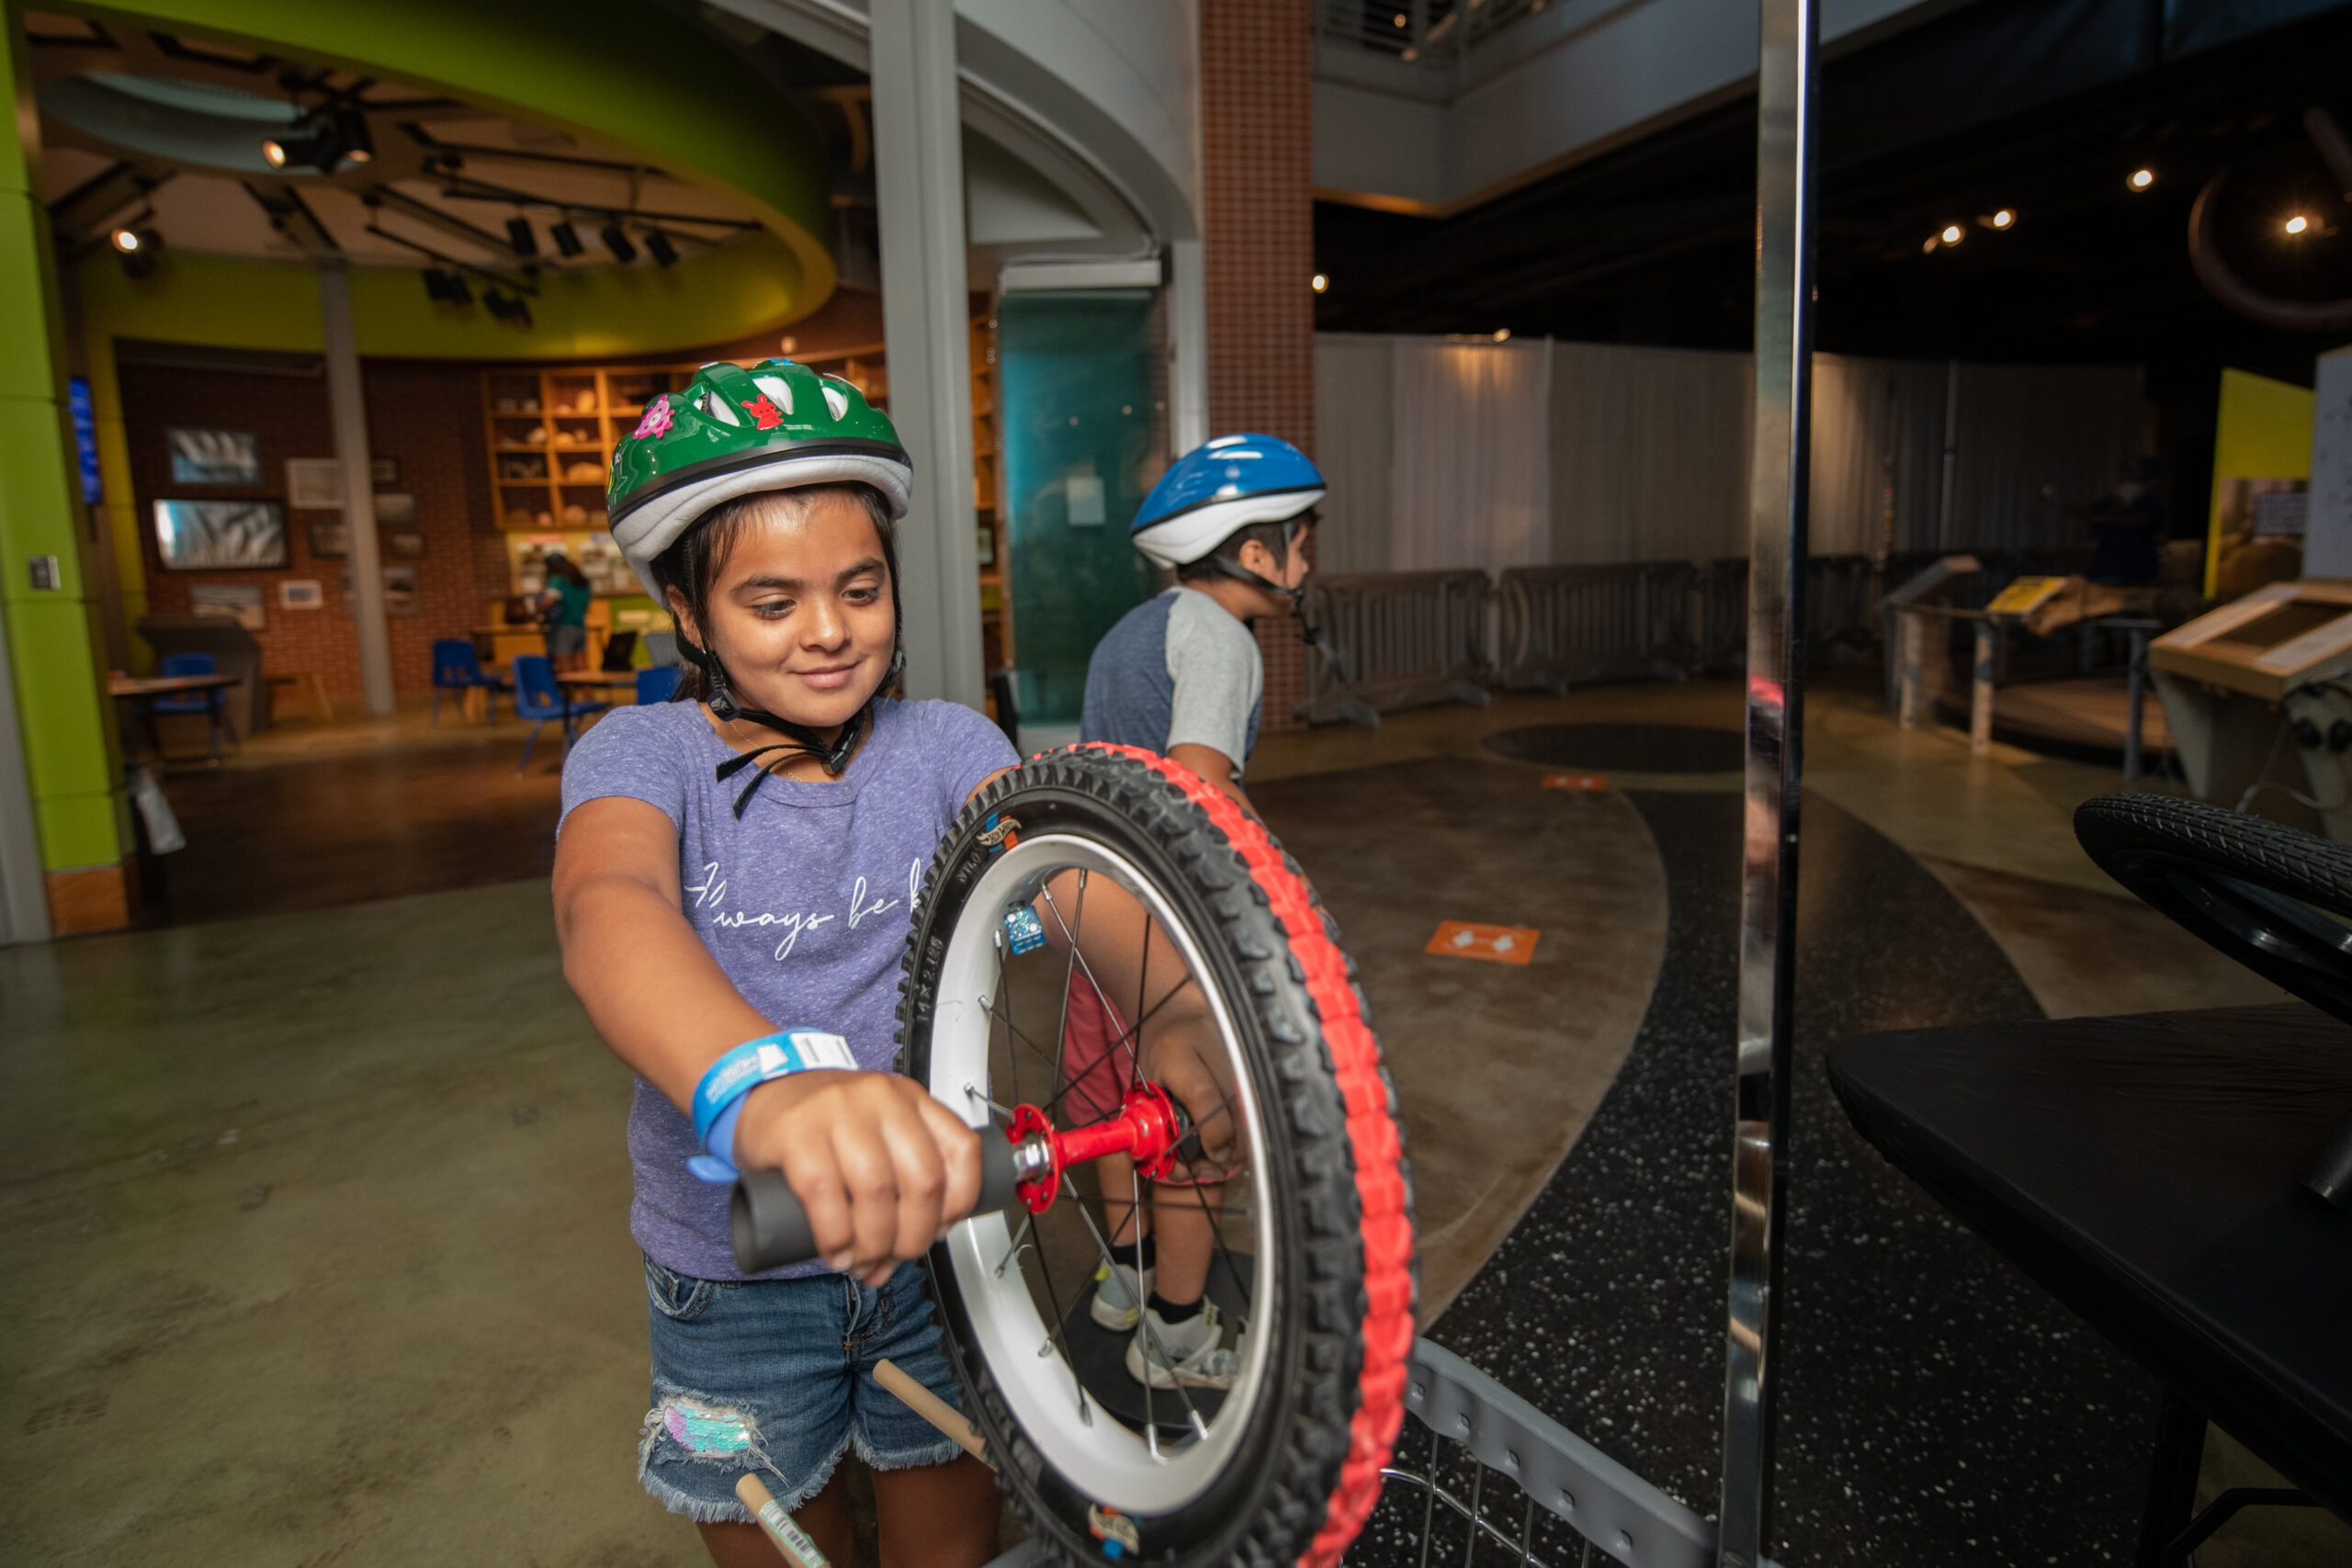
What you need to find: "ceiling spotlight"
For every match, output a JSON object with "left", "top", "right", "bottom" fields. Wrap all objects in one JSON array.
[
  {"left": 548, "top": 221, "right": 584, "bottom": 258},
  {"left": 2129, "top": 167, "right": 2155, "bottom": 191},
  {"left": 1493, "top": 328, "right": 1510, "bottom": 342},
  {"left": 333, "top": 108, "right": 373, "bottom": 165},
  {"left": 506, "top": 216, "right": 537, "bottom": 257},
  {"left": 643, "top": 229, "right": 678, "bottom": 267},
  {"left": 112, "top": 223, "right": 160, "bottom": 277},
  {"left": 2286, "top": 214, "right": 2311, "bottom": 235},
  {"left": 600, "top": 222, "right": 637, "bottom": 265},
  {"left": 1311, "top": 272, "right": 1328, "bottom": 293},
  {"left": 1393, "top": 11, "right": 1408, "bottom": 25},
  {"left": 1991, "top": 209, "right": 2015, "bottom": 229},
  {"left": 483, "top": 288, "right": 533, "bottom": 329},
  {"left": 1940, "top": 223, "right": 1964, "bottom": 244},
  {"left": 423, "top": 268, "right": 473, "bottom": 306},
  {"left": 1922, "top": 234, "right": 1939, "bottom": 254}
]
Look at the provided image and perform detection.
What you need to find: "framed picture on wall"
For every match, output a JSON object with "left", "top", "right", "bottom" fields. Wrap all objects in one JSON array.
[
  {"left": 189, "top": 581, "right": 266, "bottom": 630},
  {"left": 153, "top": 499, "right": 288, "bottom": 570},
  {"left": 371, "top": 457, "right": 400, "bottom": 486},
  {"left": 338, "top": 565, "right": 420, "bottom": 617},
  {"left": 287, "top": 457, "right": 343, "bottom": 509},
  {"left": 167, "top": 428, "right": 260, "bottom": 485},
  {"left": 280, "top": 579, "right": 323, "bottom": 610},
  {"left": 386, "top": 530, "right": 426, "bottom": 559},
  {"left": 308, "top": 519, "right": 349, "bottom": 558},
  {"left": 375, "top": 493, "right": 417, "bottom": 525}
]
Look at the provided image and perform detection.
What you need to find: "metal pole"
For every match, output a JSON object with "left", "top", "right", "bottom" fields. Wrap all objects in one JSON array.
[
  {"left": 317, "top": 265, "right": 394, "bottom": 716},
  {"left": 2125, "top": 627, "right": 2148, "bottom": 782},
  {"left": 1719, "top": 0, "right": 1816, "bottom": 1562},
  {"left": 1971, "top": 620, "right": 1996, "bottom": 756},
  {"left": 869, "top": 0, "right": 986, "bottom": 711}
]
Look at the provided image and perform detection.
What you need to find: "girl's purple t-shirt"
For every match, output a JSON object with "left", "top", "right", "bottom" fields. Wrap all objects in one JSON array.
[{"left": 559, "top": 696, "right": 1017, "bottom": 1280}]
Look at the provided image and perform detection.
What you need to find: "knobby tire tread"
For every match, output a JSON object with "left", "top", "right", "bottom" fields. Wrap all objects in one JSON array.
[{"left": 895, "top": 744, "right": 1415, "bottom": 1568}]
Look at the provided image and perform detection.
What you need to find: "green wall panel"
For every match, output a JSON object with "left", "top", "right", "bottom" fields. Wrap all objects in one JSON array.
[
  {"left": 999, "top": 292, "right": 1161, "bottom": 727},
  {"left": 4, "top": 596, "right": 116, "bottom": 866},
  {"left": 0, "top": 396, "right": 82, "bottom": 582}
]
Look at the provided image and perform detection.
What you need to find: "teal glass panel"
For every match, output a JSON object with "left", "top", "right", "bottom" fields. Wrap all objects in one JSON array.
[{"left": 999, "top": 291, "right": 1161, "bottom": 727}]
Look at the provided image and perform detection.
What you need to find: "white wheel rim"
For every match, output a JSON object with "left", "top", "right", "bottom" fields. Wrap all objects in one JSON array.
[{"left": 927, "top": 831, "right": 1277, "bottom": 1515}]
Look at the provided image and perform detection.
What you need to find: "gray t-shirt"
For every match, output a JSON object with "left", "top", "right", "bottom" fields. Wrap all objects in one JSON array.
[
  {"left": 559, "top": 697, "right": 1017, "bottom": 1280},
  {"left": 1080, "top": 587, "right": 1263, "bottom": 772}
]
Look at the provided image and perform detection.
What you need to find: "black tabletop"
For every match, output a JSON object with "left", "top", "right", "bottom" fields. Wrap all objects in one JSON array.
[{"left": 1826, "top": 1003, "right": 2352, "bottom": 1516}]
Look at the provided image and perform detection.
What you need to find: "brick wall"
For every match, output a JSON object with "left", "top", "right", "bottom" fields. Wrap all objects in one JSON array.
[
  {"left": 1200, "top": 0, "right": 1317, "bottom": 729},
  {"left": 122, "top": 359, "right": 500, "bottom": 699}
]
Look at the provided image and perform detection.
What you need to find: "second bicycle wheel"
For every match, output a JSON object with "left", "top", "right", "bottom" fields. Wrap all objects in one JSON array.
[{"left": 898, "top": 744, "right": 1416, "bottom": 1568}]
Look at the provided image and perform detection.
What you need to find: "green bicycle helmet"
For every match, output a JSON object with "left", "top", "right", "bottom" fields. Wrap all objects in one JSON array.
[
  {"left": 608, "top": 358, "right": 914, "bottom": 804},
  {"left": 608, "top": 357, "right": 911, "bottom": 599}
]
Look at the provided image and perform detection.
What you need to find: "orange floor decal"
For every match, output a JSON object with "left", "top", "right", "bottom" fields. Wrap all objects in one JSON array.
[{"left": 1426, "top": 921, "right": 1541, "bottom": 965}]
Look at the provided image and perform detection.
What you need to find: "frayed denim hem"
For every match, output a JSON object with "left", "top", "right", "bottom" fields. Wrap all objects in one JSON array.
[
  {"left": 853, "top": 1430, "right": 962, "bottom": 1473},
  {"left": 638, "top": 1433, "right": 849, "bottom": 1524}
]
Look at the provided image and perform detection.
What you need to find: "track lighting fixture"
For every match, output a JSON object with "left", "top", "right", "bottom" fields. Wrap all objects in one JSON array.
[
  {"left": 644, "top": 229, "right": 678, "bottom": 267},
  {"left": 423, "top": 268, "right": 473, "bottom": 306},
  {"left": 262, "top": 106, "right": 375, "bottom": 175},
  {"left": 549, "top": 221, "right": 583, "bottom": 258},
  {"left": 601, "top": 222, "right": 638, "bottom": 265},
  {"left": 111, "top": 220, "right": 161, "bottom": 277},
  {"left": 506, "top": 217, "right": 538, "bottom": 257}
]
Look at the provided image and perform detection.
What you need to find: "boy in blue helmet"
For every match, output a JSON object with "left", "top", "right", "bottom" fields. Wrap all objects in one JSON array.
[{"left": 1073, "top": 434, "right": 1321, "bottom": 1390}]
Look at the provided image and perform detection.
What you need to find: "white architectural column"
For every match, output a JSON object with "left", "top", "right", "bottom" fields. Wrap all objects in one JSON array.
[
  {"left": 317, "top": 265, "right": 394, "bottom": 717},
  {"left": 870, "top": 0, "right": 985, "bottom": 711}
]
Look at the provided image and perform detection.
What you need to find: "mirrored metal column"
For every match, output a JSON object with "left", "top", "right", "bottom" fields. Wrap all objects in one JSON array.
[{"left": 1718, "top": 0, "right": 1818, "bottom": 1563}]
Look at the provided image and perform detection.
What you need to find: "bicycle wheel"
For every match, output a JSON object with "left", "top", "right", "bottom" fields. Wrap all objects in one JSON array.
[
  {"left": 2075, "top": 792, "right": 2352, "bottom": 1023},
  {"left": 898, "top": 743, "right": 1416, "bottom": 1568}
]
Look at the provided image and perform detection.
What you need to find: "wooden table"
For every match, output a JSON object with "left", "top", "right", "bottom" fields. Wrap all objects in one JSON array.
[
  {"left": 555, "top": 670, "right": 641, "bottom": 693},
  {"left": 109, "top": 672, "right": 237, "bottom": 763}
]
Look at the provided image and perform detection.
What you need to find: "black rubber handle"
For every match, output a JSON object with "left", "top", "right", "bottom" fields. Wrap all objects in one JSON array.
[{"left": 730, "top": 1131, "right": 1022, "bottom": 1273}]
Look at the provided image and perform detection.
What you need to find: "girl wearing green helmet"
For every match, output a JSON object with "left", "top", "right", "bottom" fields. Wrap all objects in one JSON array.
[{"left": 552, "top": 359, "right": 1011, "bottom": 1566}]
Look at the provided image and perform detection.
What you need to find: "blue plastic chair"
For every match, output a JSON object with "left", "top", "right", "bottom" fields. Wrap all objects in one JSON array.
[
  {"left": 512, "top": 654, "right": 608, "bottom": 773},
  {"left": 430, "top": 638, "right": 506, "bottom": 726},
  {"left": 636, "top": 666, "right": 681, "bottom": 705},
  {"left": 152, "top": 652, "right": 216, "bottom": 714}
]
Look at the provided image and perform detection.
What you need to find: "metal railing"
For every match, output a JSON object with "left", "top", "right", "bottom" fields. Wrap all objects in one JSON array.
[
  {"left": 1352, "top": 1337, "right": 1715, "bottom": 1568},
  {"left": 1317, "top": 0, "right": 1550, "bottom": 67},
  {"left": 1495, "top": 562, "right": 1696, "bottom": 693},
  {"left": 1301, "top": 570, "right": 1495, "bottom": 727}
]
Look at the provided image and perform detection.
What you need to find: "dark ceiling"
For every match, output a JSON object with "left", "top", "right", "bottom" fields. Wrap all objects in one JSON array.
[{"left": 1313, "top": 0, "right": 2352, "bottom": 386}]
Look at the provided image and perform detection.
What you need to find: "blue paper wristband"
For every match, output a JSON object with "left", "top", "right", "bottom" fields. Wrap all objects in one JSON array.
[{"left": 689, "top": 1029, "right": 857, "bottom": 1149}]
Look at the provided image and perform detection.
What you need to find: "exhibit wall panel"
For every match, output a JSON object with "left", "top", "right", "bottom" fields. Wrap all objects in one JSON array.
[{"left": 117, "top": 358, "right": 501, "bottom": 698}]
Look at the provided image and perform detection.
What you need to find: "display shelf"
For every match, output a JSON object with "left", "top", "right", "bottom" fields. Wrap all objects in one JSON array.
[{"left": 481, "top": 331, "right": 1009, "bottom": 666}]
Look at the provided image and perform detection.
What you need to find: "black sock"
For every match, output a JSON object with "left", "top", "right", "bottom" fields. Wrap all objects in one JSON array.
[
  {"left": 1111, "top": 1235, "right": 1157, "bottom": 1272},
  {"left": 1148, "top": 1291, "right": 1203, "bottom": 1324}
]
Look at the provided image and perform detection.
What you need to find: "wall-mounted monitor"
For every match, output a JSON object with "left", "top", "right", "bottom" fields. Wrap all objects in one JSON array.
[{"left": 153, "top": 499, "right": 288, "bottom": 571}]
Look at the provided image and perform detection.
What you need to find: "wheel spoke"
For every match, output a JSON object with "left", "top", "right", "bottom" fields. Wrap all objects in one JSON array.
[{"left": 1076, "top": 1193, "right": 1210, "bottom": 1443}]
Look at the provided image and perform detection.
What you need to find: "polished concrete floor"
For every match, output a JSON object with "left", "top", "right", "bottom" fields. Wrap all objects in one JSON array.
[{"left": 6, "top": 682, "right": 2343, "bottom": 1565}]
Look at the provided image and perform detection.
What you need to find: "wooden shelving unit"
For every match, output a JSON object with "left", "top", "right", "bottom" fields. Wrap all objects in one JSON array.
[{"left": 479, "top": 336, "right": 1009, "bottom": 674}]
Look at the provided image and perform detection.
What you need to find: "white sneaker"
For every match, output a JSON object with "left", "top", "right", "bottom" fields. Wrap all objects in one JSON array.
[
  {"left": 1125, "top": 1299, "right": 1247, "bottom": 1390},
  {"left": 1089, "top": 1258, "right": 1153, "bottom": 1330}
]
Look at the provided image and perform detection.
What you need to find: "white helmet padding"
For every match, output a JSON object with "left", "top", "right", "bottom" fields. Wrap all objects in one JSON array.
[
  {"left": 1130, "top": 488, "right": 1324, "bottom": 570},
  {"left": 612, "top": 453, "right": 913, "bottom": 600}
]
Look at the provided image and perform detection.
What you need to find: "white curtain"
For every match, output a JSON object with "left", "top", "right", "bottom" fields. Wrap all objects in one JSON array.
[
  {"left": 1311, "top": 334, "right": 1396, "bottom": 574},
  {"left": 1550, "top": 342, "right": 1750, "bottom": 564},
  {"left": 1388, "top": 337, "right": 1554, "bottom": 574},
  {"left": 1315, "top": 332, "right": 2145, "bottom": 570}
]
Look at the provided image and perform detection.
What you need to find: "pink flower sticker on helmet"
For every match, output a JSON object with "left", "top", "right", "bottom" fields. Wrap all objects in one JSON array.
[{"left": 631, "top": 400, "right": 674, "bottom": 441}]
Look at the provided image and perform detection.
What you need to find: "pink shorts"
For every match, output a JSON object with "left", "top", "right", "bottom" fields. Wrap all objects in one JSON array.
[{"left": 1059, "top": 969, "right": 1133, "bottom": 1126}]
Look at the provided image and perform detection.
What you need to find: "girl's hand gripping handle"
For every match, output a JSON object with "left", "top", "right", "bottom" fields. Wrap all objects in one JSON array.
[{"left": 732, "top": 1131, "right": 1020, "bottom": 1273}]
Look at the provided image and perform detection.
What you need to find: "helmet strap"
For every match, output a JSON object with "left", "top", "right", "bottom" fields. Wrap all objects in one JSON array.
[
  {"left": 1204, "top": 513, "right": 1314, "bottom": 637},
  {"left": 676, "top": 626, "right": 874, "bottom": 815}
]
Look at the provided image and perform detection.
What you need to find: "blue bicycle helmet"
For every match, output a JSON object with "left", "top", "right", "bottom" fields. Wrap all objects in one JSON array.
[{"left": 1130, "top": 434, "right": 1324, "bottom": 569}]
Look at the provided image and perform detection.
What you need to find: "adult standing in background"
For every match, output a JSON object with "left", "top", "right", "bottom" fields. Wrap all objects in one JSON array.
[{"left": 540, "top": 551, "right": 594, "bottom": 671}]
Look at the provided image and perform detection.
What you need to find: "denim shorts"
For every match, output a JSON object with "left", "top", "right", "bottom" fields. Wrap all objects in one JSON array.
[
  {"left": 638, "top": 1255, "right": 966, "bottom": 1523},
  {"left": 546, "top": 624, "right": 587, "bottom": 657}
]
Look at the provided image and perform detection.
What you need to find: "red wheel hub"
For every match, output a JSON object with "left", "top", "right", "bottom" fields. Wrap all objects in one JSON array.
[{"left": 1004, "top": 1082, "right": 1185, "bottom": 1215}]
